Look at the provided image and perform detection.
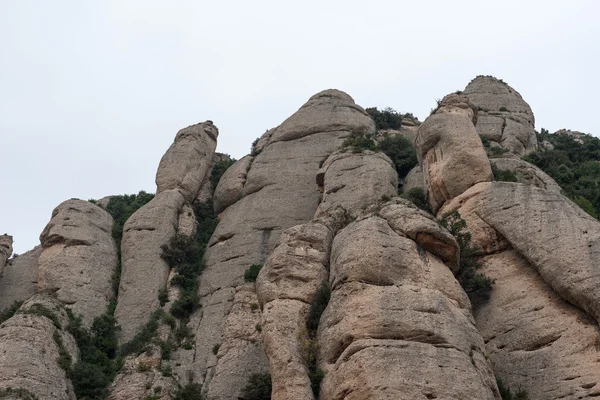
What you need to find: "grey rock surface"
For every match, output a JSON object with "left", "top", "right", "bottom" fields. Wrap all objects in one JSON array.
[
  {"left": 184, "top": 89, "right": 374, "bottom": 399},
  {"left": 463, "top": 76, "right": 537, "bottom": 155},
  {"left": 0, "top": 246, "right": 42, "bottom": 312},
  {"left": 213, "top": 155, "right": 254, "bottom": 214},
  {"left": 490, "top": 157, "right": 562, "bottom": 194},
  {"left": 37, "top": 199, "right": 117, "bottom": 326},
  {"left": 476, "top": 250, "right": 600, "bottom": 399},
  {"left": 319, "top": 215, "right": 499, "bottom": 399},
  {"left": 316, "top": 150, "right": 397, "bottom": 218},
  {"left": 402, "top": 165, "right": 425, "bottom": 194},
  {"left": 0, "top": 235, "right": 12, "bottom": 276},
  {"left": 474, "top": 182, "right": 600, "bottom": 326},
  {"left": 156, "top": 121, "right": 218, "bottom": 202},
  {"left": 0, "top": 294, "right": 78, "bottom": 400},
  {"left": 256, "top": 209, "right": 346, "bottom": 400},
  {"left": 115, "top": 190, "right": 185, "bottom": 342}
]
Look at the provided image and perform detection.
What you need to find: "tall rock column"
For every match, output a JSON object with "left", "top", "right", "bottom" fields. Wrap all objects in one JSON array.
[
  {"left": 416, "top": 87, "right": 600, "bottom": 397},
  {"left": 0, "top": 235, "right": 12, "bottom": 276},
  {"left": 37, "top": 199, "right": 118, "bottom": 326},
  {"left": 178, "top": 90, "right": 375, "bottom": 399},
  {"left": 318, "top": 201, "right": 499, "bottom": 399},
  {"left": 414, "top": 93, "right": 493, "bottom": 213},
  {"left": 116, "top": 121, "right": 217, "bottom": 343},
  {"left": 255, "top": 147, "right": 398, "bottom": 400}
]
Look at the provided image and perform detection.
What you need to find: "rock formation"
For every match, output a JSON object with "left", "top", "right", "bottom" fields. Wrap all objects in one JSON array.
[
  {"left": 170, "top": 90, "right": 376, "bottom": 399},
  {"left": 5, "top": 77, "right": 600, "bottom": 400},
  {"left": 0, "top": 294, "right": 78, "bottom": 400},
  {"left": 415, "top": 93, "right": 493, "bottom": 213},
  {"left": 0, "top": 235, "right": 12, "bottom": 276},
  {"left": 0, "top": 246, "right": 42, "bottom": 311},
  {"left": 463, "top": 75, "right": 537, "bottom": 155},
  {"left": 490, "top": 158, "right": 562, "bottom": 194},
  {"left": 38, "top": 199, "right": 118, "bottom": 325},
  {"left": 418, "top": 87, "right": 600, "bottom": 398},
  {"left": 115, "top": 121, "right": 217, "bottom": 343}
]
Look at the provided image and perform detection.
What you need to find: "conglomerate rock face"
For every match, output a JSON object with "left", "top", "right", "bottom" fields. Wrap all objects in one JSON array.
[
  {"left": 425, "top": 88, "right": 600, "bottom": 398},
  {"left": 175, "top": 89, "right": 376, "bottom": 399},
  {"left": 6, "top": 80, "right": 600, "bottom": 400},
  {"left": 156, "top": 121, "right": 218, "bottom": 202},
  {"left": 116, "top": 121, "right": 217, "bottom": 343},
  {"left": 0, "top": 245, "right": 42, "bottom": 312},
  {"left": 0, "top": 235, "right": 13, "bottom": 276},
  {"left": 37, "top": 199, "right": 118, "bottom": 326},
  {"left": 0, "top": 294, "right": 78, "bottom": 400},
  {"left": 415, "top": 93, "right": 493, "bottom": 213},
  {"left": 463, "top": 75, "right": 537, "bottom": 155},
  {"left": 319, "top": 209, "right": 498, "bottom": 400}
]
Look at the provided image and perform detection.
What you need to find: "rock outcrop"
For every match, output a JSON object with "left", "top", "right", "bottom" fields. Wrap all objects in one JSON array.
[
  {"left": 116, "top": 121, "right": 217, "bottom": 343},
  {"left": 178, "top": 90, "right": 376, "bottom": 399},
  {"left": 37, "top": 199, "right": 118, "bottom": 326},
  {"left": 0, "top": 294, "right": 78, "bottom": 400},
  {"left": 156, "top": 122, "right": 218, "bottom": 202},
  {"left": 490, "top": 158, "right": 562, "bottom": 194},
  {"left": 415, "top": 93, "right": 493, "bottom": 213},
  {"left": 319, "top": 205, "right": 498, "bottom": 400},
  {"left": 475, "top": 250, "right": 600, "bottom": 399},
  {"left": 463, "top": 76, "right": 537, "bottom": 155},
  {"left": 316, "top": 151, "right": 397, "bottom": 217},
  {"left": 0, "top": 235, "right": 12, "bottom": 276},
  {"left": 213, "top": 155, "right": 254, "bottom": 214},
  {"left": 7, "top": 80, "right": 600, "bottom": 400},
  {"left": 0, "top": 246, "right": 42, "bottom": 312}
]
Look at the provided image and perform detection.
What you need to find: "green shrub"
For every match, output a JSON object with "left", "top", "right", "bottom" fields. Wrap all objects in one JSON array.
[
  {"left": 244, "top": 264, "right": 263, "bottom": 282},
  {"left": 440, "top": 211, "right": 494, "bottom": 302},
  {"left": 499, "top": 106, "right": 509, "bottom": 112},
  {"left": 211, "top": 158, "right": 236, "bottom": 189},
  {"left": 497, "top": 377, "right": 529, "bottom": 399},
  {"left": 0, "top": 301, "right": 23, "bottom": 324},
  {"left": 491, "top": 164, "right": 518, "bottom": 182},
  {"left": 304, "top": 281, "right": 330, "bottom": 396},
  {"left": 341, "top": 129, "right": 418, "bottom": 181},
  {"left": 66, "top": 308, "right": 119, "bottom": 400},
  {"left": 365, "top": 107, "right": 403, "bottom": 130},
  {"left": 104, "top": 191, "right": 155, "bottom": 247},
  {"left": 242, "top": 373, "right": 272, "bottom": 400},
  {"left": 174, "top": 383, "right": 203, "bottom": 400},
  {"left": 22, "top": 304, "right": 61, "bottom": 328},
  {"left": 571, "top": 195, "right": 598, "bottom": 218},
  {"left": 119, "top": 309, "right": 163, "bottom": 356},
  {"left": 104, "top": 191, "right": 155, "bottom": 297},
  {"left": 377, "top": 135, "right": 418, "bottom": 180},
  {"left": 0, "top": 387, "right": 39, "bottom": 400},
  {"left": 524, "top": 130, "right": 600, "bottom": 219},
  {"left": 341, "top": 128, "right": 377, "bottom": 153},
  {"left": 212, "top": 343, "right": 220, "bottom": 355},
  {"left": 403, "top": 187, "right": 431, "bottom": 213},
  {"left": 53, "top": 331, "right": 72, "bottom": 372},
  {"left": 158, "top": 288, "right": 169, "bottom": 306}
]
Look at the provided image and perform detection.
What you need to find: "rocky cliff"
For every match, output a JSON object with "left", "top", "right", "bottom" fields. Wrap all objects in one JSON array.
[{"left": 2, "top": 76, "right": 600, "bottom": 400}]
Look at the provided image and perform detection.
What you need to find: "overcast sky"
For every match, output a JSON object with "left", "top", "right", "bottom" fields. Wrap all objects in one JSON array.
[{"left": 1, "top": 0, "right": 599, "bottom": 253}]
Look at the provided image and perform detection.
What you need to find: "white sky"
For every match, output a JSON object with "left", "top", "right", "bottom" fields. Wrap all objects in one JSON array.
[{"left": 2, "top": 0, "right": 599, "bottom": 253}]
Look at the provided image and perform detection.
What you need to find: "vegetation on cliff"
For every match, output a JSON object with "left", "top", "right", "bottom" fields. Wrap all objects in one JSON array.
[
  {"left": 440, "top": 211, "right": 494, "bottom": 302},
  {"left": 341, "top": 128, "right": 418, "bottom": 181},
  {"left": 524, "top": 129, "right": 600, "bottom": 219}
]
